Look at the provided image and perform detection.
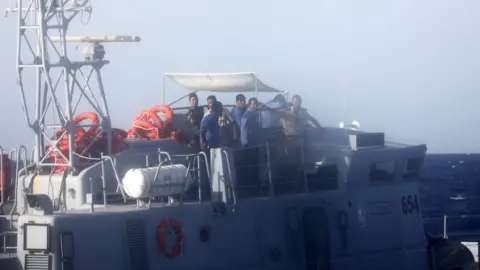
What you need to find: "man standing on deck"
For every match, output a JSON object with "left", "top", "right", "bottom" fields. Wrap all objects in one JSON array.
[
  {"left": 231, "top": 94, "right": 247, "bottom": 127},
  {"left": 204, "top": 95, "right": 217, "bottom": 116},
  {"left": 279, "top": 95, "right": 323, "bottom": 137},
  {"left": 239, "top": 97, "right": 262, "bottom": 186},
  {"left": 200, "top": 101, "right": 221, "bottom": 151},
  {"left": 185, "top": 93, "right": 204, "bottom": 148},
  {"left": 240, "top": 97, "right": 261, "bottom": 147},
  {"left": 227, "top": 94, "right": 246, "bottom": 145},
  {"left": 216, "top": 101, "right": 237, "bottom": 147}
]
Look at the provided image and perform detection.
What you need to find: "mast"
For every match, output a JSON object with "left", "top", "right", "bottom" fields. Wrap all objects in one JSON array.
[{"left": 5, "top": 0, "right": 140, "bottom": 172}]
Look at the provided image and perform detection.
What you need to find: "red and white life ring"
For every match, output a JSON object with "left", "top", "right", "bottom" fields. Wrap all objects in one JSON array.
[{"left": 156, "top": 217, "right": 185, "bottom": 258}]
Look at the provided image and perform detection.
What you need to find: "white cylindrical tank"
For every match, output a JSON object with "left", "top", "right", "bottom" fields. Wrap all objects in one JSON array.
[{"left": 122, "top": 164, "right": 192, "bottom": 199}]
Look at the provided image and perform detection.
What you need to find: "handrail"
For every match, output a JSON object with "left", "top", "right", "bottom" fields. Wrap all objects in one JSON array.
[
  {"left": 158, "top": 149, "right": 171, "bottom": 162},
  {"left": 96, "top": 148, "right": 172, "bottom": 206},
  {"left": 198, "top": 151, "right": 212, "bottom": 202},
  {"left": 100, "top": 156, "right": 126, "bottom": 202},
  {"left": 8, "top": 149, "right": 16, "bottom": 164},
  {"left": 8, "top": 149, "right": 16, "bottom": 186},
  {"left": 145, "top": 152, "right": 193, "bottom": 208},
  {"left": 147, "top": 160, "right": 167, "bottom": 208},
  {"left": 221, "top": 149, "right": 237, "bottom": 212},
  {"left": 30, "top": 148, "right": 35, "bottom": 164},
  {"left": 100, "top": 153, "right": 108, "bottom": 207},
  {"left": 8, "top": 146, "right": 28, "bottom": 228},
  {"left": 299, "top": 140, "right": 308, "bottom": 192},
  {"left": 0, "top": 231, "right": 17, "bottom": 254},
  {"left": 10, "top": 146, "right": 28, "bottom": 221},
  {"left": 265, "top": 143, "right": 274, "bottom": 196},
  {"left": 0, "top": 146, "right": 4, "bottom": 214},
  {"left": 198, "top": 152, "right": 211, "bottom": 180},
  {"left": 18, "top": 146, "right": 29, "bottom": 209}
]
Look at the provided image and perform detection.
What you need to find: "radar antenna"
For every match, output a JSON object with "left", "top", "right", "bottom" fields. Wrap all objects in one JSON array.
[{"left": 5, "top": 0, "right": 140, "bottom": 172}]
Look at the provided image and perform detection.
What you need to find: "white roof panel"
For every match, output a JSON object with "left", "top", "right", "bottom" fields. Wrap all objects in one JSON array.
[{"left": 164, "top": 72, "right": 283, "bottom": 93}]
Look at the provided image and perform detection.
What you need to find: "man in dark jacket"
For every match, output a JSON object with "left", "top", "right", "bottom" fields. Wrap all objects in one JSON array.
[{"left": 185, "top": 92, "right": 204, "bottom": 148}]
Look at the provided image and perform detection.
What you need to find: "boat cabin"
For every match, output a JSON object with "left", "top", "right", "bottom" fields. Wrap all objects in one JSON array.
[{"left": 13, "top": 72, "right": 427, "bottom": 213}]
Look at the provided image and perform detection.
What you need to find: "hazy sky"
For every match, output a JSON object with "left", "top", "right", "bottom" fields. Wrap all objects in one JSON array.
[{"left": 0, "top": 0, "right": 479, "bottom": 153}]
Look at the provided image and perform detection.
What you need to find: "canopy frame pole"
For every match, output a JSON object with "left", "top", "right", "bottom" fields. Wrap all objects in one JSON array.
[
  {"left": 254, "top": 72, "right": 258, "bottom": 97},
  {"left": 162, "top": 74, "right": 166, "bottom": 104}
]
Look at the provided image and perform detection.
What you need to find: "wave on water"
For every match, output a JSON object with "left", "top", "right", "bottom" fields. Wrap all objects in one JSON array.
[{"left": 420, "top": 153, "right": 480, "bottom": 240}]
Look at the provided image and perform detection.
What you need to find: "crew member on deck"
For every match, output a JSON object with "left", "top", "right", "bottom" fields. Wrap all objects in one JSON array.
[
  {"left": 185, "top": 93, "right": 204, "bottom": 148},
  {"left": 271, "top": 95, "right": 323, "bottom": 137},
  {"left": 204, "top": 95, "right": 217, "bottom": 116},
  {"left": 200, "top": 101, "right": 221, "bottom": 151},
  {"left": 239, "top": 97, "right": 261, "bottom": 186},
  {"left": 240, "top": 97, "right": 261, "bottom": 147},
  {"left": 217, "top": 101, "right": 237, "bottom": 147},
  {"left": 231, "top": 94, "right": 247, "bottom": 125},
  {"left": 261, "top": 95, "right": 323, "bottom": 179}
]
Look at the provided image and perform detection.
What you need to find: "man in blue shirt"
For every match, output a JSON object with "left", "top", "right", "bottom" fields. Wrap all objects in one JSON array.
[
  {"left": 231, "top": 94, "right": 246, "bottom": 126},
  {"left": 200, "top": 101, "right": 220, "bottom": 150},
  {"left": 237, "top": 97, "right": 262, "bottom": 186},
  {"left": 240, "top": 97, "right": 261, "bottom": 147}
]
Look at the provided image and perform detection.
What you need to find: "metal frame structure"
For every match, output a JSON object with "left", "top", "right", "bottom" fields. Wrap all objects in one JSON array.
[{"left": 5, "top": 0, "right": 140, "bottom": 171}]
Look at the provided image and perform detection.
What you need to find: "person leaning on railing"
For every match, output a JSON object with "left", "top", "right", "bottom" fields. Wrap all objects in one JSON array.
[{"left": 259, "top": 95, "right": 324, "bottom": 179}]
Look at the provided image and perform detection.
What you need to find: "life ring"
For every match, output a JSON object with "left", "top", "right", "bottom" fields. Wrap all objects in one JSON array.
[
  {"left": 112, "top": 135, "right": 127, "bottom": 153},
  {"left": 49, "top": 143, "right": 85, "bottom": 174},
  {"left": 150, "top": 105, "right": 174, "bottom": 125},
  {"left": 156, "top": 217, "right": 185, "bottom": 258},
  {"left": 74, "top": 112, "right": 100, "bottom": 136},
  {"left": 51, "top": 127, "right": 86, "bottom": 145},
  {"left": 132, "top": 120, "right": 160, "bottom": 139},
  {"left": 51, "top": 143, "right": 70, "bottom": 153},
  {"left": 127, "top": 128, "right": 143, "bottom": 139},
  {"left": 111, "top": 129, "right": 128, "bottom": 153},
  {"left": 136, "top": 109, "right": 149, "bottom": 120},
  {"left": 136, "top": 110, "right": 164, "bottom": 129},
  {"left": 112, "top": 128, "right": 128, "bottom": 139}
]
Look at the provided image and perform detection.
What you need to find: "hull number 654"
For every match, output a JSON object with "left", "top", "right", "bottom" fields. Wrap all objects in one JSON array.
[{"left": 401, "top": 194, "right": 419, "bottom": 214}]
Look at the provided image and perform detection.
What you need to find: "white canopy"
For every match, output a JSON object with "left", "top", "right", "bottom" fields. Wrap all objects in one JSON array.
[{"left": 164, "top": 72, "right": 284, "bottom": 93}]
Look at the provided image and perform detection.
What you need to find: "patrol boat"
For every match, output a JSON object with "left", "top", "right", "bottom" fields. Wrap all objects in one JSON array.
[{"left": 0, "top": 1, "right": 478, "bottom": 270}]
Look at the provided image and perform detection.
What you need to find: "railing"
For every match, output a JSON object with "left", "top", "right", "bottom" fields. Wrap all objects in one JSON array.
[
  {"left": 82, "top": 148, "right": 195, "bottom": 210},
  {"left": 1, "top": 144, "right": 205, "bottom": 213},
  {"left": 1, "top": 137, "right": 328, "bottom": 213},
  {"left": 0, "top": 145, "right": 24, "bottom": 217},
  {"left": 0, "top": 231, "right": 16, "bottom": 256},
  {"left": 9, "top": 146, "right": 29, "bottom": 225},
  {"left": 230, "top": 139, "right": 314, "bottom": 199},
  {"left": 425, "top": 214, "right": 480, "bottom": 242},
  {"left": 0, "top": 146, "right": 5, "bottom": 214},
  {"left": 222, "top": 149, "right": 238, "bottom": 211}
]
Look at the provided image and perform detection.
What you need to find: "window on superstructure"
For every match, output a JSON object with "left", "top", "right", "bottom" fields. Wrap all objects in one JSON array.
[
  {"left": 403, "top": 158, "right": 424, "bottom": 179},
  {"left": 369, "top": 161, "right": 396, "bottom": 181}
]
